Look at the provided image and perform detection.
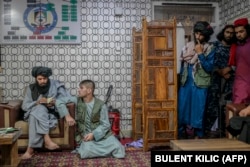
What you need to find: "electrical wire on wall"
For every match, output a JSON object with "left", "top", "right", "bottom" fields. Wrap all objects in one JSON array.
[
  {"left": 0, "top": 45, "right": 2, "bottom": 73},
  {"left": 0, "top": 44, "right": 3, "bottom": 103}
]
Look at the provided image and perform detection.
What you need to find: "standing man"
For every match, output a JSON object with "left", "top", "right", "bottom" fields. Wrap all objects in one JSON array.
[
  {"left": 226, "top": 18, "right": 250, "bottom": 144},
  {"left": 205, "top": 25, "right": 235, "bottom": 137},
  {"left": 21, "top": 66, "right": 73, "bottom": 159},
  {"left": 229, "top": 18, "right": 250, "bottom": 104},
  {"left": 178, "top": 21, "right": 215, "bottom": 139},
  {"left": 56, "top": 80, "right": 125, "bottom": 159}
]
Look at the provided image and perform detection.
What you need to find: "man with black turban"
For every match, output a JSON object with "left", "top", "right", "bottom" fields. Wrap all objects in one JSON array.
[
  {"left": 21, "top": 66, "right": 74, "bottom": 159},
  {"left": 31, "top": 66, "right": 52, "bottom": 78},
  {"left": 178, "top": 21, "right": 215, "bottom": 139}
]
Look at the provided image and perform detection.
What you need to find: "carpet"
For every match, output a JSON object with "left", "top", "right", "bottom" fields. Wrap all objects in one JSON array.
[{"left": 18, "top": 149, "right": 151, "bottom": 167}]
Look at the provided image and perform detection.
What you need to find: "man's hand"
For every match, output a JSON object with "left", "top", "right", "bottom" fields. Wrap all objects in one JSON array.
[
  {"left": 217, "top": 67, "right": 232, "bottom": 78},
  {"left": 239, "top": 106, "right": 250, "bottom": 117},
  {"left": 83, "top": 133, "right": 94, "bottom": 142},
  {"left": 46, "top": 98, "right": 55, "bottom": 107},
  {"left": 223, "top": 73, "right": 231, "bottom": 79},
  {"left": 37, "top": 97, "right": 47, "bottom": 104},
  {"left": 194, "top": 40, "right": 204, "bottom": 55},
  {"left": 65, "top": 114, "right": 76, "bottom": 126}
]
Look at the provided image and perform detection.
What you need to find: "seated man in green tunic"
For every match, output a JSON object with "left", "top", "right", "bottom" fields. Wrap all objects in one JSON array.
[{"left": 56, "top": 79, "right": 125, "bottom": 159}]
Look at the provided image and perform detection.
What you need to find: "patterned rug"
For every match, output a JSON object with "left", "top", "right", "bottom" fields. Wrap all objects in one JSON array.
[{"left": 18, "top": 149, "right": 150, "bottom": 167}]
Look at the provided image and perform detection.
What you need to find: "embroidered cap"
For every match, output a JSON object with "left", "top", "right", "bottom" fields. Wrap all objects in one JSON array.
[{"left": 234, "top": 18, "right": 249, "bottom": 27}]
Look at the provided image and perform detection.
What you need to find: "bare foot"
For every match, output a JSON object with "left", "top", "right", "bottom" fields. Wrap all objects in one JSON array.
[
  {"left": 21, "top": 147, "right": 34, "bottom": 159},
  {"left": 44, "top": 134, "right": 60, "bottom": 150},
  {"left": 45, "top": 141, "right": 60, "bottom": 150}
]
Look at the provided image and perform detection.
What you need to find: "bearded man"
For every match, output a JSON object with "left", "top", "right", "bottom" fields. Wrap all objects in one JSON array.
[
  {"left": 229, "top": 18, "right": 250, "bottom": 104},
  {"left": 178, "top": 21, "right": 215, "bottom": 139},
  {"left": 226, "top": 18, "right": 250, "bottom": 144},
  {"left": 21, "top": 66, "right": 73, "bottom": 159},
  {"left": 205, "top": 25, "right": 235, "bottom": 137}
]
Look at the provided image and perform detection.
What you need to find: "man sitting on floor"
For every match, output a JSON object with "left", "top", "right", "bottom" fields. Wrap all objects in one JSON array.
[
  {"left": 227, "top": 105, "right": 250, "bottom": 144},
  {"left": 56, "top": 79, "right": 125, "bottom": 159}
]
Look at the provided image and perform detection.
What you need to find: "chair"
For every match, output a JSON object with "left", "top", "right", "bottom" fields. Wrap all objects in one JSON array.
[
  {"left": 225, "top": 102, "right": 249, "bottom": 138},
  {"left": 0, "top": 100, "right": 75, "bottom": 151}
]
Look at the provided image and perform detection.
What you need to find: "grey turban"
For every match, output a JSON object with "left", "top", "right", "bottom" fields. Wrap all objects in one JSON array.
[{"left": 31, "top": 66, "right": 52, "bottom": 78}]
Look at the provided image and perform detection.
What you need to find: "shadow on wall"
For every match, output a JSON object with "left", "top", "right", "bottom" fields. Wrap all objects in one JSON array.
[{"left": 0, "top": 87, "right": 2, "bottom": 102}]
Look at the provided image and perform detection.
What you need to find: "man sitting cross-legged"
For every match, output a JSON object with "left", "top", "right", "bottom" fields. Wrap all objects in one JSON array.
[
  {"left": 56, "top": 79, "right": 125, "bottom": 159},
  {"left": 21, "top": 66, "right": 73, "bottom": 159}
]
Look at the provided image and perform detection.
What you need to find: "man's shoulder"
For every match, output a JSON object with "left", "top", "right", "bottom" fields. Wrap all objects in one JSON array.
[
  {"left": 94, "top": 97, "right": 105, "bottom": 105},
  {"left": 50, "top": 79, "right": 62, "bottom": 83},
  {"left": 28, "top": 83, "right": 36, "bottom": 90},
  {"left": 50, "top": 79, "right": 65, "bottom": 87},
  {"left": 186, "top": 41, "right": 195, "bottom": 47},
  {"left": 211, "top": 40, "right": 219, "bottom": 45},
  {"left": 211, "top": 40, "right": 229, "bottom": 48}
]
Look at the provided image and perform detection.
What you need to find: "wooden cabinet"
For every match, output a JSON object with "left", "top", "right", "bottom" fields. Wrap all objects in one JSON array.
[{"left": 132, "top": 17, "right": 177, "bottom": 151}]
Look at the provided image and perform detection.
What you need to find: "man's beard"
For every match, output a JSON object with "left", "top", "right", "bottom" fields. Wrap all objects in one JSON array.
[
  {"left": 36, "top": 79, "right": 50, "bottom": 95},
  {"left": 237, "top": 38, "right": 247, "bottom": 44},
  {"left": 38, "top": 83, "right": 47, "bottom": 87},
  {"left": 37, "top": 82, "right": 48, "bottom": 88},
  {"left": 223, "top": 37, "right": 234, "bottom": 45}
]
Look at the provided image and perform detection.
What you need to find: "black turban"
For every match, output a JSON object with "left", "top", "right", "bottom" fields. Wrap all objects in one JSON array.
[
  {"left": 31, "top": 66, "right": 52, "bottom": 78},
  {"left": 193, "top": 21, "right": 214, "bottom": 36}
]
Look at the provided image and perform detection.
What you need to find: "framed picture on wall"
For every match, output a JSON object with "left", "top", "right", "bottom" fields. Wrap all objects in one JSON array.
[{"left": 0, "top": 0, "right": 80, "bottom": 44}]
